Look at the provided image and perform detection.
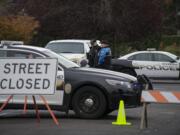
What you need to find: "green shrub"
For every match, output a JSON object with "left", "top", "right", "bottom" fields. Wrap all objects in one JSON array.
[
  {"left": 112, "top": 35, "right": 180, "bottom": 57},
  {"left": 161, "top": 35, "right": 180, "bottom": 47},
  {"left": 163, "top": 43, "right": 180, "bottom": 56}
]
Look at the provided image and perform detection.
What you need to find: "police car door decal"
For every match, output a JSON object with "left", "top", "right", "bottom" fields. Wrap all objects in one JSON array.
[{"left": 132, "top": 61, "right": 179, "bottom": 78}]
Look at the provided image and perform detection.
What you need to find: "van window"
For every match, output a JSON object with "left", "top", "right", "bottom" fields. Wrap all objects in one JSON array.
[{"left": 46, "top": 42, "right": 85, "bottom": 54}]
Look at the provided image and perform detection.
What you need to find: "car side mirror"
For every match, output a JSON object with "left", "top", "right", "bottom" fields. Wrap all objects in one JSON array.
[
  {"left": 176, "top": 56, "right": 179, "bottom": 60},
  {"left": 169, "top": 59, "right": 176, "bottom": 63},
  {"left": 80, "top": 59, "right": 88, "bottom": 67}
]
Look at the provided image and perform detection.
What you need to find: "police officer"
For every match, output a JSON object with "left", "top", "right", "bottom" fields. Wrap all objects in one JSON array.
[
  {"left": 98, "top": 40, "right": 112, "bottom": 69},
  {"left": 88, "top": 39, "right": 101, "bottom": 67}
]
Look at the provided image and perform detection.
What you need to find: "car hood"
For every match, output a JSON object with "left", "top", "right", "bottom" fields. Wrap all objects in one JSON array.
[{"left": 74, "top": 67, "right": 137, "bottom": 82}]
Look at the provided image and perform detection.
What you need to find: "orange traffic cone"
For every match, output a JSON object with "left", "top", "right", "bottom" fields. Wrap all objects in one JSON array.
[{"left": 112, "top": 100, "right": 131, "bottom": 126}]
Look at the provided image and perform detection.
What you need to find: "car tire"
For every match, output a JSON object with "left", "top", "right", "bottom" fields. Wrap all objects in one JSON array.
[{"left": 72, "top": 86, "right": 107, "bottom": 119}]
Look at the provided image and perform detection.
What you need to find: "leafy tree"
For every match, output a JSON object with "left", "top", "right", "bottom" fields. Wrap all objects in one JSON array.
[
  {"left": 4, "top": 0, "right": 163, "bottom": 52},
  {"left": 0, "top": 15, "right": 39, "bottom": 44},
  {"left": 161, "top": 0, "right": 176, "bottom": 35},
  {"left": 111, "top": 0, "right": 162, "bottom": 42}
]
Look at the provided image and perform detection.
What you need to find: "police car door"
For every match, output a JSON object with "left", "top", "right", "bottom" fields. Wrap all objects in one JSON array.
[
  {"left": 132, "top": 52, "right": 179, "bottom": 78},
  {"left": 7, "top": 50, "right": 65, "bottom": 106},
  {"left": 131, "top": 53, "right": 156, "bottom": 77},
  {"left": 152, "top": 52, "right": 179, "bottom": 78}
]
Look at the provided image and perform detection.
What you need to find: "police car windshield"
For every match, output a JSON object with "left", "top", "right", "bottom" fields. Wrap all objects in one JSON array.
[
  {"left": 43, "top": 50, "right": 79, "bottom": 68},
  {"left": 166, "top": 52, "right": 179, "bottom": 60}
]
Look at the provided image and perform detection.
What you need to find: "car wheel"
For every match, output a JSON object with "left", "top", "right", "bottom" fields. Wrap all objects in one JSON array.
[
  {"left": 72, "top": 86, "right": 107, "bottom": 119},
  {"left": 121, "top": 68, "right": 137, "bottom": 77}
]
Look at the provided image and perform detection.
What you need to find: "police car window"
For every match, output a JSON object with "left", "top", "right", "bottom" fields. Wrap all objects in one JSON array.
[
  {"left": 6, "top": 50, "right": 63, "bottom": 71},
  {"left": 0, "top": 50, "right": 7, "bottom": 57},
  {"left": 128, "top": 53, "right": 152, "bottom": 61},
  {"left": 7, "top": 51, "right": 41, "bottom": 58},
  {"left": 154, "top": 53, "right": 174, "bottom": 62}
]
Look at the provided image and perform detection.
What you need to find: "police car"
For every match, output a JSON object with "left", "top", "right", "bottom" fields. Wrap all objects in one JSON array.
[
  {"left": 0, "top": 41, "right": 147, "bottom": 119},
  {"left": 112, "top": 49, "right": 180, "bottom": 79}
]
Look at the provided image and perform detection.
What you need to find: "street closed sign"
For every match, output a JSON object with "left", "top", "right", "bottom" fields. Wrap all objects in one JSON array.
[{"left": 0, "top": 58, "right": 57, "bottom": 95}]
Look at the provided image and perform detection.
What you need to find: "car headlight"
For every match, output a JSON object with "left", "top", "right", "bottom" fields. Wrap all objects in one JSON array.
[
  {"left": 132, "top": 82, "right": 143, "bottom": 91},
  {"left": 105, "top": 79, "right": 132, "bottom": 89}
]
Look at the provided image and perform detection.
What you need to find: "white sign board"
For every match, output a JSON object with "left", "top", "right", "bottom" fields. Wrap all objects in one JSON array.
[{"left": 0, "top": 58, "right": 57, "bottom": 95}]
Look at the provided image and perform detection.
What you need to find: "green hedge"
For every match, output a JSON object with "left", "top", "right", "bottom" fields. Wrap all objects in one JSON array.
[
  {"left": 160, "top": 35, "right": 180, "bottom": 56},
  {"left": 161, "top": 35, "right": 180, "bottom": 47},
  {"left": 112, "top": 35, "right": 180, "bottom": 57}
]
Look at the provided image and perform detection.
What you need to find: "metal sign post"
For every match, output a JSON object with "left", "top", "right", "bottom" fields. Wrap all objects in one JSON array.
[{"left": 140, "top": 102, "right": 148, "bottom": 129}]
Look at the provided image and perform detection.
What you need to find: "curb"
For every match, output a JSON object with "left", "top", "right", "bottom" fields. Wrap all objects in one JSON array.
[{"left": 151, "top": 79, "right": 180, "bottom": 84}]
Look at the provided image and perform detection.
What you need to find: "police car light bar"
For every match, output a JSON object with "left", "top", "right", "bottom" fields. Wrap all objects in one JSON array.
[
  {"left": 1, "top": 40, "right": 24, "bottom": 46},
  {"left": 146, "top": 48, "right": 156, "bottom": 51}
]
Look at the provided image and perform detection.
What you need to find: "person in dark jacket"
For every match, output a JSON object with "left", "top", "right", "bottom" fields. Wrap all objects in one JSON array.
[
  {"left": 88, "top": 39, "right": 101, "bottom": 67},
  {"left": 98, "top": 40, "right": 112, "bottom": 69}
]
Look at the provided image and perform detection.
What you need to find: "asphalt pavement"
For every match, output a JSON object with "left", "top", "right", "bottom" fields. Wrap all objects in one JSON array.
[
  {"left": 0, "top": 82, "right": 180, "bottom": 135},
  {"left": 151, "top": 79, "right": 180, "bottom": 84},
  {"left": 0, "top": 104, "right": 180, "bottom": 135}
]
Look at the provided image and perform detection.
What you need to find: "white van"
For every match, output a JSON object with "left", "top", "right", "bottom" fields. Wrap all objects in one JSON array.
[{"left": 45, "top": 39, "right": 92, "bottom": 66}]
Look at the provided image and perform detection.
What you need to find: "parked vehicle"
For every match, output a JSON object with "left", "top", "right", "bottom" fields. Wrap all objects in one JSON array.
[
  {"left": 0, "top": 41, "right": 150, "bottom": 118},
  {"left": 45, "top": 40, "right": 90, "bottom": 66},
  {"left": 111, "top": 49, "right": 180, "bottom": 79},
  {"left": 45, "top": 39, "right": 102, "bottom": 67}
]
